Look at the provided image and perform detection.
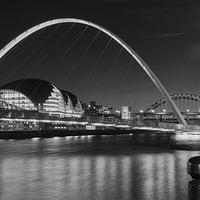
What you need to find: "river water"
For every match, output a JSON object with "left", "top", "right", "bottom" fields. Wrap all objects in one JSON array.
[{"left": 0, "top": 132, "right": 198, "bottom": 200}]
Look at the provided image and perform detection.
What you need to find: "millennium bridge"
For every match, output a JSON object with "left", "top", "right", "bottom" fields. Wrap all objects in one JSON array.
[{"left": 0, "top": 18, "right": 200, "bottom": 149}]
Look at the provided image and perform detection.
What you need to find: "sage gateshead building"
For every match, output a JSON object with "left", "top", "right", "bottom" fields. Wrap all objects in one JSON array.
[{"left": 0, "top": 78, "right": 85, "bottom": 131}]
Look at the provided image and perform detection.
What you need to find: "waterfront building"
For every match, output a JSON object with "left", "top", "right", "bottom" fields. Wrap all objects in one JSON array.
[
  {"left": 85, "top": 101, "right": 113, "bottom": 115},
  {"left": 122, "top": 106, "right": 132, "bottom": 120},
  {"left": 0, "top": 78, "right": 84, "bottom": 131}
]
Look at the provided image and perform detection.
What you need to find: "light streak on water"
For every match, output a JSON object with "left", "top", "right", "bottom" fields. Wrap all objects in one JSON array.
[{"left": 0, "top": 133, "right": 198, "bottom": 200}]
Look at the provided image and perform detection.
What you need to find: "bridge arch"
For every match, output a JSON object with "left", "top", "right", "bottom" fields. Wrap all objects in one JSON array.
[
  {"left": 145, "top": 93, "right": 200, "bottom": 113},
  {"left": 0, "top": 18, "right": 187, "bottom": 125}
]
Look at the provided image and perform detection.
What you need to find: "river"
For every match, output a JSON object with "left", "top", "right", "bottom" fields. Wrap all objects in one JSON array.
[{"left": 0, "top": 132, "right": 198, "bottom": 200}]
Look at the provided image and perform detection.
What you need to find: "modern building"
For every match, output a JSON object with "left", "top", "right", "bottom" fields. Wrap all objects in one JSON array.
[
  {"left": 0, "top": 78, "right": 84, "bottom": 130},
  {"left": 121, "top": 106, "right": 132, "bottom": 120},
  {"left": 85, "top": 101, "right": 113, "bottom": 116}
]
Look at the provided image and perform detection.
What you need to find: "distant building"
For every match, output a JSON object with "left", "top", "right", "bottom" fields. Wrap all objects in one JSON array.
[
  {"left": 121, "top": 106, "right": 132, "bottom": 120},
  {"left": 85, "top": 101, "right": 113, "bottom": 115}
]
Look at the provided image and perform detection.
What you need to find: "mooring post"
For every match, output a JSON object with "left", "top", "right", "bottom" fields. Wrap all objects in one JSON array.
[{"left": 188, "top": 156, "right": 200, "bottom": 200}]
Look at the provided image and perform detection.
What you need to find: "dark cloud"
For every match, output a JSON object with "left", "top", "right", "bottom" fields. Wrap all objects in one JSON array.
[{"left": 135, "top": 32, "right": 187, "bottom": 39}]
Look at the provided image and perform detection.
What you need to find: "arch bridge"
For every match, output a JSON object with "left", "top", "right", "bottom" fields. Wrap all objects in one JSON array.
[
  {"left": 146, "top": 93, "right": 200, "bottom": 113},
  {"left": 0, "top": 18, "right": 187, "bottom": 125},
  {"left": 138, "top": 93, "right": 200, "bottom": 125}
]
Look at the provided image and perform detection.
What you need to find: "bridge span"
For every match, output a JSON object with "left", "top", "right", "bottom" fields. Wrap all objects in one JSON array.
[
  {"left": 0, "top": 18, "right": 199, "bottom": 150},
  {"left": 0, "top": 18, "right": 186, "bottom": 125}
]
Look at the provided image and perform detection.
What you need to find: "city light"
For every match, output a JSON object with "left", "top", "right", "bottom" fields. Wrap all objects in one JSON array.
[{"left": 115, "top": 110, "right": 120, "bottom": 114}]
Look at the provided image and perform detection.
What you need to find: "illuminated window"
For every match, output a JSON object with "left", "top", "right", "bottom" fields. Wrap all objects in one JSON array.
[
  {"left": 0, "top": 90, "right": 36, "bottom": 110},
  {"left": 43, "top": 85, "right": 66, "bottom": 113}
]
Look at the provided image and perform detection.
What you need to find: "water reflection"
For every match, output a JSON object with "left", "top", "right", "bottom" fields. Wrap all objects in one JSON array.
[{"left": 0, "top": 134, "right": 198, "bottom": 200}]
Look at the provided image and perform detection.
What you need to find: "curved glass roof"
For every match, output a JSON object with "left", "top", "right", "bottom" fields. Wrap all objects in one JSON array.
[
  {"left": 0, "top": 79, "right": 53, "bottom": 105},
  {"left": 0, "top": 78, "right": 83, "bottom": 111}
]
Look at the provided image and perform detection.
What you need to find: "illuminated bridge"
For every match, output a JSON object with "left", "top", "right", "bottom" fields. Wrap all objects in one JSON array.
[
  {"left": 146, "top": 93, "right": 200, "bottom": 113},
  {"left": 136, "top": 93, "right": 200, "bottom": 133},
  {"left": 1, "top": 18, "right": 200, "bottom": 134},
  {"left": 0, "top": 89, "right": 200, "bottom": 132},
  {"left": 139, "top": 93, "right": 200, "bottom": 121}
]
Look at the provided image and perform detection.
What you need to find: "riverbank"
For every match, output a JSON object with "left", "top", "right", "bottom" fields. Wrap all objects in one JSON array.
[
  {"left": 0, "top": 129, "right": 171, "bottom": 140},
  {"left": 169, "top": 132, "right": 200, "bottom": 150},
  {"left": 0, "top": 132, "right": 191, "bottom": 200},
  {"left": 1, "top": 129, "right": 200, "bottom": 150}
]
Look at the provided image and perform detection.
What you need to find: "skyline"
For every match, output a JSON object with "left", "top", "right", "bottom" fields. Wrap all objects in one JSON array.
[{"left": 0, "top": 0, "right": 200, "bottom": 112}]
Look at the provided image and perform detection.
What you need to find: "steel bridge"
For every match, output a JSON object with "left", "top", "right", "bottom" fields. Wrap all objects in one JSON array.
[
  {"left": 0, "top": 18, "right": 187, "bottom": 125},
  {"left": 138, "top": 93, "right": 200, "bottom": 123},
  {"left": 145, "top": 93, "right": 200, "bottom": 113}
]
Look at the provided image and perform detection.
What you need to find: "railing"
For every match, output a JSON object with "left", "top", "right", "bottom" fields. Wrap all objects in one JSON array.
[
  {"left": 159, "top": 122, "right": 200, "bottom": 131},
  {"left": 84, "top": 115, "right": 136, "bottom": 125}
]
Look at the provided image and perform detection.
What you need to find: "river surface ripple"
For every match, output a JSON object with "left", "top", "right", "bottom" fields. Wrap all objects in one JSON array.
[{"left": 0, "top": 132, "right": 198, "bottom": 200}]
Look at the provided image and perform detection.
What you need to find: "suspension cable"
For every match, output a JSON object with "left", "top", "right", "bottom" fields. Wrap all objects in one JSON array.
[
  {"left": 150, "top": 81, "right": 154, "bottom": 107},
  {"left": 3, "top": 24, "right": 62, "bottom": 85},
  {"left": 25, "top": 23, "right": 76, "bottom": 79},
  {"left": 59, "top": 29, "right": 101, "bottom": 88},
  {"left": 81, "top": 37, "right": 113, "bottom": 88},
  {"left": 43, "top": 25, "right": 89, "bottom": 81},
  {"left": 14, "top": 23, "right": 76, "bottom": 92},
  {"left": 94, "top": 46, "right": 123, "bottom": 103},
  {"left": 29, "top": 24, "right": 89, "bottom": 100},
  {"left": 113, "top": 56, "right": 133, "bottom": 111},
  {"left": 104, "top": 46, "right": 123, "bottom": 85},
  {"left": 0, "top": 28, "right": 45, "bottom": 73},
  {"left": 133, "top": 68, "right": 144, "bottom": 113}
]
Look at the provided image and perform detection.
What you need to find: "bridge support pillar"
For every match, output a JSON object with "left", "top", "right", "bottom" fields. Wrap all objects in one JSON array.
[{"left": 169, "top": 132, "right": 200, "bottom": 150}]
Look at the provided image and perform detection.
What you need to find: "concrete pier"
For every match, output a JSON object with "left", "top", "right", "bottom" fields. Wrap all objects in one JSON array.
[{"left": 169, "top": 131, "right": 200, "bottom": 150}]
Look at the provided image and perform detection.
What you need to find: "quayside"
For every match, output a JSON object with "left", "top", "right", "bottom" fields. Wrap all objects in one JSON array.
[{"left": 0, "top": 129, "right": 172, "bottom": 140}]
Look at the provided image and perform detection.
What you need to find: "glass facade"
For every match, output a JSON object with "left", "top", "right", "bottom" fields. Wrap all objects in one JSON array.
[
  {"left": 43, "top": 85, "right": 66, "bottom": 113},
  {"left": 0, "top": 90, "right": 37, "bottom": 110},
  {"left": 0, "top": 80, "right": 85, "bottom": 131},
  {"left": 42, "top": 85, "right": 84, "bottom": 117},
  {"left": 0, "top": 79, "right": 84, "bottom": 131},
  {"left": 0, "top": 86, "right": 84, "bottom": 118}
]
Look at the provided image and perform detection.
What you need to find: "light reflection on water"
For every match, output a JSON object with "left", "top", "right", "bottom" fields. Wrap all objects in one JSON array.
[{"left": 0, "top": 133, "right": 198, "bottom": 200}]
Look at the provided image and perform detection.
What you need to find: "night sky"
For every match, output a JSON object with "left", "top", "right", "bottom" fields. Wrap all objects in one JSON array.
[{"left": 0, "top": 0, "right": 200, "bottom": 112}]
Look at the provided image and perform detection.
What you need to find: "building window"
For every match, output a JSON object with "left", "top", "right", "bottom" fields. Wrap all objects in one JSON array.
[{"left": 0, "top": 90, "right": 36, "bottom": 110}]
